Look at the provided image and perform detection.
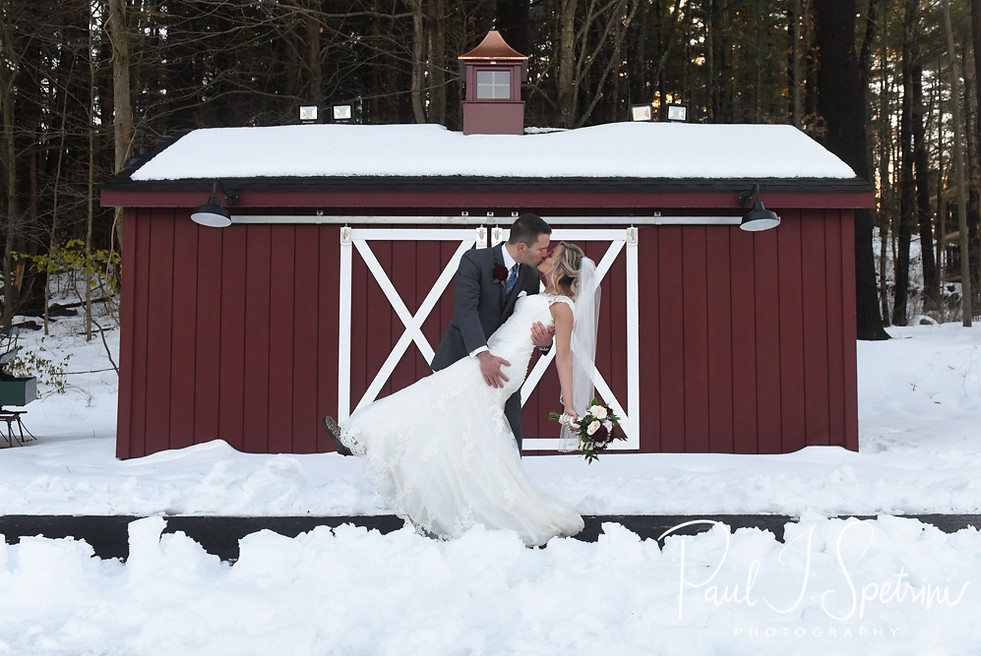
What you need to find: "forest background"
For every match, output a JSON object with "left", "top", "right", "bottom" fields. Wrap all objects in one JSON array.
[{"left": 0, "top": 0, "right": 979, "bottom": 344}]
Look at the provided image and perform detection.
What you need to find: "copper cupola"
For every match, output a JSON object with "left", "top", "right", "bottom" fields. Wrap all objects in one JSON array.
[{"left": 458, "top": 30, "right": 528, "bottom": 135}]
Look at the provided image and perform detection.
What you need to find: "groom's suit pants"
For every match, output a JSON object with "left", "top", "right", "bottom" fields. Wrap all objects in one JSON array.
[{"left": 503, "top": 393, "right": 523, "bottom": 452}]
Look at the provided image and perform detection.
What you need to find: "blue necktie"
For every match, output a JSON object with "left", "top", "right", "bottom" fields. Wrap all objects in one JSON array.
[{"left": 505, "top": 265, "right": 517, "bottom": 295}]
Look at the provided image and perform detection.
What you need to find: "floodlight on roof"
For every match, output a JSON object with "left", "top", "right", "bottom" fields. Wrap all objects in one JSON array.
[
  {"left": 630, "top": 104, "right": 654, "bottom": 122},
  {"left": 299, "top": 105, "right": 319, "bottom": 123},
  {"left": 665, "top": 103, "right": 689, "bottom": 122}
]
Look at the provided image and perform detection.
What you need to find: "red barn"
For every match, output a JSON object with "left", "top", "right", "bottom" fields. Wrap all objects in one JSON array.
[
  {"left": 101, "top": 33, "right": 874, "bottom": 459},
  {"left": 101, "top": 121, "right": 873, "bottom": 459}
]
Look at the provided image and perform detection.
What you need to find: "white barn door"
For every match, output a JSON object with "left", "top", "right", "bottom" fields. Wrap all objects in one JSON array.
[
  {"left": 519, "top": 227, "right": 639, "bottom": 451},
  {"left": 338, "top": 225, "right": 639, "bottom": 451}
]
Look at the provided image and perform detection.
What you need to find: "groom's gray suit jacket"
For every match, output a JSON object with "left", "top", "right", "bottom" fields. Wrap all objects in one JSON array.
[{"left": 431, "top": 243, "right": 541, "bottom": 448}]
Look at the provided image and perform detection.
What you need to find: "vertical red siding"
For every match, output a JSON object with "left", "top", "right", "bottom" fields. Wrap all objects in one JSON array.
[
  {"left": 243, "top": 225, "right": 272, "bottom": 453},
  {"left": 657, "top": 227, "right": 686, "bottom": 451},
  {"left": 729, "top": 229, "right": 759, "bottom": 451},
  {"left": 777, "top": 215, "right": 806, "bottom": 452},
  {"left": 291, "top": 225, "right": 322, "bottom": 453},
  {"left": 116, "top": 210, "right": 142, "bottom": 458},
  {"left": 839, "top": 213, "right": 860, "bottom": 450},
  {"left": 117, "top": 207, "right": 859, "bottom": 458},
  {"left": 169, "top": 214, "right": 199, "bottom": 450},
  {"left": 193, "top": 225, "right": 223, "bottom": 443},
  {"left": 218, "top": 229, "right": 248, "bottom": 443},
  {"left": 752, "top": 229, "right": 782, "bottom": 453},
  {"left": 638, "top": 228, "right": 661, "bottom": 451},
  {"left": 316, "top": 227, "right": 340, "bottom": 452},
  {"left": 682, "top": 227, "right": 710, "bottom": 451},
  {"left": 823, "top": 212, "right": 846, "bottom": 447},
  {"left": 144, "top": 213, "right": 175, "bottom": 455},
  {"left": 706, "top": 227, "right": 734, "bottom": 453},
  {"left": 266, "top": 227, "right": 296, "bottom": 453},
  {"left": 800, "top": 214, "right": 833, "bottom": 446}
]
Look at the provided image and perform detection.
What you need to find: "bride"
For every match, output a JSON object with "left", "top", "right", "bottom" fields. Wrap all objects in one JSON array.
[{"left": 337, "top": 242, "right": 598, "bottom": 546}]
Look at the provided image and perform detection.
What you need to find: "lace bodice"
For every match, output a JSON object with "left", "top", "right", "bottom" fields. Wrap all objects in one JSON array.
[
  {"left": 486, "top": 294, "right": 574, "bottom": 393},
  {"left": 487, "top": 293, "right": 573, "bottom": 345}
]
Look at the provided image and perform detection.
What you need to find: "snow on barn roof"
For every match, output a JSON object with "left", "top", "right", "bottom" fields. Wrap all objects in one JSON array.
[{"left": 130, "top": 122, "right": 858, "bottom": 182}]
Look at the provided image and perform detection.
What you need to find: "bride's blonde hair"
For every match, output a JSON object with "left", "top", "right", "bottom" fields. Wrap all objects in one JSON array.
[{"left": 550, "top": 242, "right": 586, "bottom": 300}]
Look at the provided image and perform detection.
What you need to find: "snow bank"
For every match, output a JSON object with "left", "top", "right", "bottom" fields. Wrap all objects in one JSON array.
[{"left": 0, "top": 516, "right": 975, "bottom": 655}]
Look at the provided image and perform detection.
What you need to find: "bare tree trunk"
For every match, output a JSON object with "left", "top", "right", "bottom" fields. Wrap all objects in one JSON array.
[
  {"left": 85, "top": 7, "right": 97, "bottom": 340},
  {"left": 428, "top": 0, "right": 446, "bottom": 126},
  {"left": 1, "top": 71, "right": 16, "bottom": 333},
  {"left": 108, "top": 0, "right": 132, "bottom": 251},
  {"left": 409, "top": 0, "right": 426, "bottom": 124},
  {"left": 973, "top": 0, "right": 981, "bottom": 159},
  {"left": 964, "top": 44, "right": 981, "bottom": 313},
  {"left": 893, "top": 0, "right": 917, "bottom": 326},
  {"left": 306, "top": 0, "right": 322, "bottom": 110},
  {"left": 972, "top": 0, "right": 981, "bottom": 301},
  {"left": 787, "top": 0, "right": 802, "bottom": 126},
  {"left": 557, "top": 0, "right": 576, "bottom": 128},
  {"left": 815, "top": 0, "right": 889, "bottom": 339},
  {"left": 912, "top": 61, "right": 940, "bottom": 313},
  {"left": 0, "top": 10, "right": 17, "bottom": 333},
  {"left": 936, "top": 83, "right": 948, "bottom": 320},
  {"left": 945, "top": 0, "right": 973, "bottom": 325},
  {"left": 44, "top": 73, "right": 75, "bottom": 336},
  {"left": 877, "top": 10, "right": 892, "bottom": 325}
]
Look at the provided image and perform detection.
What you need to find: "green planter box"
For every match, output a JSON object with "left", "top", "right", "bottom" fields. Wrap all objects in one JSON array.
[{"left": 0, "top": 375, "right": 37, "bottom": 407}]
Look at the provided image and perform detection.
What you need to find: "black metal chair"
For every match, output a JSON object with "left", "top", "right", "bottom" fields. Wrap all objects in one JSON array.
[{"left": 0, "top": 328, "right": 37, "bottom": 446}]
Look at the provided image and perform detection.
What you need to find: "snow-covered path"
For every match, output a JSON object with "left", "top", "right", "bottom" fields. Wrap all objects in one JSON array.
[{"left": 0, "top": 319, "right": 978, "bottom": 654}]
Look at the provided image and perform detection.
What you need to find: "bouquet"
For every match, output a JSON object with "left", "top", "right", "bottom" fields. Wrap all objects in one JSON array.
[{"left": 549, "top": 400, "right": 624, "bottom": 464}]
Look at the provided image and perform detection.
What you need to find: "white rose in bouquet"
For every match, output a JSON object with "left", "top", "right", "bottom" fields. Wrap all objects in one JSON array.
[
  {"left": 589, "top": 404, "right": 608, "bottom": 419},
  {"left": 586, "top": 420, "right": 601, "bottom": 436}
]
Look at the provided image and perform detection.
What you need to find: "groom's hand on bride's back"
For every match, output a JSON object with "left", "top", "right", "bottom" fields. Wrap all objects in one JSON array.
[{"left": 477, "top": 351, "right": 511, "bottom": 388}]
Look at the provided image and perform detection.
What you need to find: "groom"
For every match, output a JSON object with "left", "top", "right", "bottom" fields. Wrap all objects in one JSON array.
[{"left": 431, "top": 213, "right": 555, "bottom": 450}]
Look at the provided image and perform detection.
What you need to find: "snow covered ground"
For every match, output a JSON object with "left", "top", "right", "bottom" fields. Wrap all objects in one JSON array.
[{"left": 0, "top": 311, "right": 979, "bottom": 655}]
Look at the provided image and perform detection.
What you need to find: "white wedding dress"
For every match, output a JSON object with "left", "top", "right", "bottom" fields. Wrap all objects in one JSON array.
[{"left": 339, "top": 293, "right": 585, "bottom": 546}]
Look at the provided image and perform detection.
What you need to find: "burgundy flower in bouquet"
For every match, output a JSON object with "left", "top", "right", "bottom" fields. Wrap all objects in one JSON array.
[
  {"left": 492, "top": 263, "right": 509, "bottom": 285},
  {"left": 549, "top": 399, "right": 624, "bottom": 463}
]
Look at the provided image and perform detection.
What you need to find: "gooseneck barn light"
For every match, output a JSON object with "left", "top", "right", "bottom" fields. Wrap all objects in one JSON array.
[
  {"left": 738, "top": 183, "right": 781, "bottom": 232},
  {"left": 191, "top": 181, "right": 238, "bottom": 228}
]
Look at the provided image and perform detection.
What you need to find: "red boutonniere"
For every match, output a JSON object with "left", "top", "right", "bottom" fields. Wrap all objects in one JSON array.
[{"left": 492, "top": 264, "right": 509, "bottom": 284}]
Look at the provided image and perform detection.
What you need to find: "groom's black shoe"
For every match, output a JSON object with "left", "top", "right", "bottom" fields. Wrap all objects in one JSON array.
[{"left": 322, "top": 416, "right": 352, "bottom": 456}]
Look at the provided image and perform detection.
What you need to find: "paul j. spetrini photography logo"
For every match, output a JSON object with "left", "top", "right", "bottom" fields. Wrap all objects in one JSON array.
[{"left": 661, "top": 519, "right": 970, "bottom": 640}]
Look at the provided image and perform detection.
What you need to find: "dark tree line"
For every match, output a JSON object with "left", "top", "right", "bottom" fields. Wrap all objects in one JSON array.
[{"left": 0, "top": 0, "right": 979, "bottom": 337}]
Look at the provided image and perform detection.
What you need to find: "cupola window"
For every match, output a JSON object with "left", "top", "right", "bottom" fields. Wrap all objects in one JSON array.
[{"left": 476, "top": 70, "right": 512, "bottom": 99}]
